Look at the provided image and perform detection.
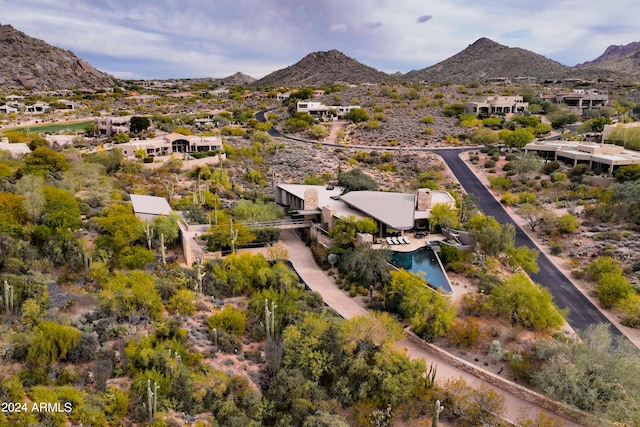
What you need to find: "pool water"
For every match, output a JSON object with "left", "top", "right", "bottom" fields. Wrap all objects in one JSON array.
[{"left": 391, "top": 247, "right": 453, "bottom": 294}]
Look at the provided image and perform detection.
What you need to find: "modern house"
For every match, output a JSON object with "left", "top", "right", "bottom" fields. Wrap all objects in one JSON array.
[
  {"left": 95, "top": 116, "right": 132, "bottom": 136},
  {"left": 540, "top": 89, "right": 609, "bottom": 115},
  {"left": 275, "top": 184, "right": 456, "bottom": 236},
  {"left": 296, "top": 101, "right": 360, "bottom": 119},
  {"left": 464, "top": 95, "right": 528, "bottom": 117},
  {"left": 115, "top": 133, "right": 223, "bottom": 158},
  {"left": 524, "top": 140, "right": 640, "bottom": 176},
  {"left": 25, "top": 102, "right": 51, "bottom": 113},
  {"left": 0, "top": 104, "right": 18, "bottom": 114}
]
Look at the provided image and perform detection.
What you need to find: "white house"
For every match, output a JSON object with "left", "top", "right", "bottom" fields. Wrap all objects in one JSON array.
[{"left": 296, "top": 101, "right": 360, "bottom": 119}]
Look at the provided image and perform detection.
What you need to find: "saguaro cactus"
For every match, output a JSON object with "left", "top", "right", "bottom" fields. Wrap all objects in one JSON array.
[
  {"left": 194, "top": 258, "right": 206, "bottom": 293},
  {"left": 4, "top": 280, "right": 14, "bottom": 314},
  {"left": 264, "top": 299, "right": 277, "bottom": 339},
  {"left": 230, "top": 218, "right": 239, "bottom": 255},
  {"left": 432, "top": 399, "right": 444, "bottom": 427},
  {"left": 147, "top": 379, "right": 159, "bottom": 424},
  {"left": 159, "top": 232, "right": 166, "bottom": 265},
  {"left": 143, "top": 220, "right": 154, "bottom": 250}
]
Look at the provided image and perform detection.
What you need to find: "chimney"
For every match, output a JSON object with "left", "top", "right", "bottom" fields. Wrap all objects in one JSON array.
[
  {"left": 416, "top": 188, "right": 432, "bottom": 211},
  {"left": 303, "top": 188, "right": 319, "bottom": 210}
]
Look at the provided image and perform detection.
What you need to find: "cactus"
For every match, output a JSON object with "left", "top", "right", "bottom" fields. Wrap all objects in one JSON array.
[
  {"left": 4, "top": 280, "right": 14, "bottom": 314},
  {"left": 212, "top": 328, "right": 218, "bottom": 350},
  {"left": 143, "top": 220, "right": 154, "bottom": 250},
  {"left": 81, "top": 252, "right": 92, "bottom": 273},
  {"left": 264, "top": 299, "right": 277, "bottom": 339},
  {"left": 425, "top": 363, "right": 437, "bottom": 389},
  {"left": 160, "top": 233, "right": 166, "bottom": 265},
  {"left": 194, "top": 258, "right": 206, "bottom": 293},
  {"left": 147, "top": 379, "right": 159, "bottom": 424},
  {"left": 230, "top": 218, "right": 239, "bottom": 254},
  {"left": 432, "top": 400, "right": 444, "bottom": 427},
  {"left": 165, "top": 180, "right": 175, "bottom": 201}
]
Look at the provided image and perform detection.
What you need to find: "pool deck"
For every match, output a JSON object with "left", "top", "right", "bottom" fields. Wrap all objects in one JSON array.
[{"left": 372, "top": 233, "right": 446, "bottom": 253}]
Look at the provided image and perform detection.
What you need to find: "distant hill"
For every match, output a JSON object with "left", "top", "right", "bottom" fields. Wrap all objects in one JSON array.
[
  {"left": 576, "top": 41, "right": 640, "bottom": 78},
  {"left": 0, "top": 24, "right": 117, "bottom": 90},
  {"left": 404, "top": 37, "right": 574, "bottom": 84},
  {"left": 218, "top": 71, "right": 256, "bottom": 86},
  {"left": 254, "top": 49, "right": 391, "bottom": 87}
]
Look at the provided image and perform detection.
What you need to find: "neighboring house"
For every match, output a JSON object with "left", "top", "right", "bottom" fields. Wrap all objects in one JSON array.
[
  {"left": 275, "top": 184, "right": 456, "bottom": 235},
  {"left": 276, "top": 92, "right": 291, "bottom": 101},
  {"left": 25, "top": 102, "right": 51, "bottom": 113},
  {"left": 296, "top": 101, "right": 360, "bottom": 119},
  {"left": 0, "top": 139, "right": 30, "bottom": 158},
  {"left": 524, "top": 140, "right": 640, "bottom": 176},
  {"left": 95, "top": 116, "right": 132, "bottom": 136},
  {"left": 124, "top": 94, "right": 160, "bottom": 103},
  {"left": 115, "top": 133, "right": 223, "bottom": 158},
  {"left": 540, "top": 89, "right": 609, "bottom": 114},
  {"left": 56, "top": 99, "right": 78, "bottom": 110},
  {"left": 210, "top": 88, "right": 229, "bottom": 97},
  {"left": 464, "top": 95, "right": 528, "bottom": 117},
  {"left": 0, "top": 104, "right": 18, "bottom": 114},
  {"left": 5, "top": 94, "right": 24, "bottom": 101}
]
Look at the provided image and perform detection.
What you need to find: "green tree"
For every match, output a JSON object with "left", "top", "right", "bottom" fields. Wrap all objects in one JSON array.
[
  {"left": 337, "top": 168, "right": 378, "bottom": 191},
  {"left": 330, "top": 215, "right": 378, "bottom": 244},
  {"left": 94, "top": 203, "right": 144, "bottom": 256},
  {"left": 614, "top": 164, "right": 640, "bottom": 182},
  {"left": 547, "top": 111, "right": 580, "bottom": 129},
  {"left": 112, "top": 132, "right": 130, "bottom": 144},
  {"left": 310, "top": 124, "right": 328, "bottom": 139},
  {"left": 130, "top": 116, "right": 151, "bottom": 133},
  {"left": 168, "top": 289, "right": 197, "bottom": 315},
  {"left": 340, "top": 243, "right": 391, "bottom": 289},
  {"left": 490, "top": 272, "right": 564, "bottom": 330},
  {"left": 597, "top": 272, "right": 633, "bottom": 308},
  {"left": 505, "top": 245, "right": 540, "bottom": 273},
  {"left": 42, "top": 186, "right": 82, "bottom": 231},
  {"left": 22, "top": 147, "right": 70, "bottom": 175},
  {"left": 153, "top": 213, "right": 180, "bottom": 245},
  {"left": 100, "top": 270, "right": 164, "bottom": 321},
  {"left": 467, "top": 215, "right": 515, "bottom": 257},
  {"left": 429, "top": 203, "right": 460, "bottom": 231},
  {"left": 471, "top": 127, "right": 500, "bottom": 145},
  {"left": 345, "top": 108, "right": 369, "bottom": 123}
]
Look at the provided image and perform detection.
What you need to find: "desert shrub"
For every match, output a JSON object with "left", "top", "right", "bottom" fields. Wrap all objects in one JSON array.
[
  {"left": 449, "top": 318, "right": 482, "bottom": 348},
  {"left": 207, "top": 305, "right": 247, "bottom": 336},
  {"left": 541, "top": 161, "right": 560, "bottom": 175},
  {"left": 459, "top": 293, "right": 490, "bottom": 316},
  {"left": 483, "top": 159, "right": 495, "bottom": 169}
]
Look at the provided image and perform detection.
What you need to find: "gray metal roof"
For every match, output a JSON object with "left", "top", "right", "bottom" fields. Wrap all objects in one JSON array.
[
  {"left": 340, "top": 191, "right": 416, "bottom": 230},
  {"left": 129, "top": 194, "right": 172, "bottom": 216}
]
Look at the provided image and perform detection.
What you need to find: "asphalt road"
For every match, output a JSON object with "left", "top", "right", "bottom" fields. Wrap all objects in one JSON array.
[
  {"left": 255, "top": 110, "right": 621, "bottom": 335},
  {"left": 436, "top": 149, "right": 620, "bottom": 334}
]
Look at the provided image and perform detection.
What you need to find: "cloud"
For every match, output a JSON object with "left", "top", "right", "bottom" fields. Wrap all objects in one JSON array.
[
  {"left": 330, "top": 23, "right": 347, "bottom": 32},
  {"left": 360, "top": 21, "right": 383, "bottom": 31},
  {"left": 416, "top": 15, "right": 432, "bottom": 24}
]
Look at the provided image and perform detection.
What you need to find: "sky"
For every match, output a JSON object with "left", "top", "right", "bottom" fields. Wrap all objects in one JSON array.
[{"left": 1, "top": 0, "right": 639, "bottom": 80}]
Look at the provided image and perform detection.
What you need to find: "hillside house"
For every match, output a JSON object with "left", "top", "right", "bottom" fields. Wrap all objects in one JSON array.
[
  {"left": 296, "top": 101, "right": 360, "bottom": 119},
  {"left": 540, "top": 89, "right": 609, "bottom": 115},
  {"left": 0, "top": 104, "right": 18, "bottom": 114},
  {"left": 95, "top": 116, "right": 132, "bottom": 136},
  {"left": 25, "top": 102, "right": 51, "bottom": 113},
  {"left": 275, "top": 184, "right": 455, "bottom": 235},
  {"left": 115, "top": 133, "right": 222, "bottom": 158},
  {"left": 464, "top": 95, "right": 528, "bottom": 117}
]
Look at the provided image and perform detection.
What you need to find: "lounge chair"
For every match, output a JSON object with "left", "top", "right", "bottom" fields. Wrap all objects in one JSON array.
[
  {"left": 391, "top": 237, "right": 400, "bottom": 245},
  {"left": 386, "top": 237, "right": 394, "bottom": 245},
  {"left": 402, "top": 236, "right": 410, "bottom": 244}
]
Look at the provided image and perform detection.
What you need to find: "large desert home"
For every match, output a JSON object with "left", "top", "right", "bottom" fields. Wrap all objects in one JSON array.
[
  {"left": 275, "top": 184, "right": 456, "bottom": 237},
  {"left": 464, "top": 95, "right": 528, "bottom": 117},
  {"left": 115, "top": 133, "right": 223, "bottom": 158},
  {"left": 296, "top": 101, "right": 360, "bottom": 119}
]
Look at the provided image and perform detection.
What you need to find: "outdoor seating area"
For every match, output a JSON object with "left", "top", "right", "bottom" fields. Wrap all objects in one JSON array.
[{"left": 386, "top": 236, "right": 411, "bottom": 245}]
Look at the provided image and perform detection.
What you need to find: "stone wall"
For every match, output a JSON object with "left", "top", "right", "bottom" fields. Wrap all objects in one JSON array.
[
  {"left": 403, "top": 328, "right": 589, "bottom": 426},
  {"left": 416, "top": 188, "right": 432, "bottom": 211},
  {"left": 303, "top": 188, "right": 319, "bottom": 210}
]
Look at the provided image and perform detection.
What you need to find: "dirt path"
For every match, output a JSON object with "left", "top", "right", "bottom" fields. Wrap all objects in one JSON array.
[{"left": 279, "top": 229, "right": 581, "bottom": 426}]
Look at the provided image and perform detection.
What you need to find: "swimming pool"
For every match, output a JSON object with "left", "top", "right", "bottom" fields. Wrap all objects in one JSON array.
[{"left": 391, "top": 246, "right": 453, "bottom": 294}]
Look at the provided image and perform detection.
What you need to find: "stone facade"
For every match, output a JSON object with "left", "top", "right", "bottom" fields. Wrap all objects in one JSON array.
[
  {"left": 303, "top": 188, "right": 319, "bottom": 210},
  {"left": 416, "top": 188, "right": 433, "bottom": 211}
]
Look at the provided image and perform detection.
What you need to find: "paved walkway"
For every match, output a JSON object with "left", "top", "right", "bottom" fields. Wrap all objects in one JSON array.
[{"left": 279, "top": 229, "right": 580, "bottom": 426}]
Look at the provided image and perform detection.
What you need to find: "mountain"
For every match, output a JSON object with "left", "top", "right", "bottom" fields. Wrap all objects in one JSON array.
[
  {"left": 576, "top": 41, "right": 640, "bottom": 78},
  {"left": 219, "top": 71, "right": 256, "bottom": 86},
  {"left": 254, "top": 49, "right": 391, "bottom": 87},
  {"left": 404, "top": 37, "right": 573, "bottom": 83},
  {"left": 0, "top": 24, "right": 117, "bottom": 90}
]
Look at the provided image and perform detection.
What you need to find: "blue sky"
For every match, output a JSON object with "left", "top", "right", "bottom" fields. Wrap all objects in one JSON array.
[{"left": 1, "top": 0, "right": 638, "bottom": 80}]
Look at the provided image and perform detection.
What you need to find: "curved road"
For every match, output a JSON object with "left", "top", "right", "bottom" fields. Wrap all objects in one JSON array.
[{"left": 257, "top": 110, "right": 621, "bottom": 335}]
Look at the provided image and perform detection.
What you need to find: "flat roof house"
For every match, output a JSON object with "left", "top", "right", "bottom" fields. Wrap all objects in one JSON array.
[
  {"left": 524, "top": 140, "right": 640, "bottom": 176},
  {"left": 129, "top": 194, "right": 173, "bottom": 223},
  {"left": 296, "top": 101, "right": 360, "bottom": 119},
  {"left": 95, "top": 116, "right": 132, "bottom": 136},
  {"left": 115, "top": 133, "right": 223, "bottom": 158},
  {"left": 464, "top": 95, "right": 528, "bottom": 117}
]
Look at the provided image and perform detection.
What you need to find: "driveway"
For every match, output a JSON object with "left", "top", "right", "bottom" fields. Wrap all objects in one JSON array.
[{"left": 279, "top": 229, "right": 581, "bottom": 426}]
